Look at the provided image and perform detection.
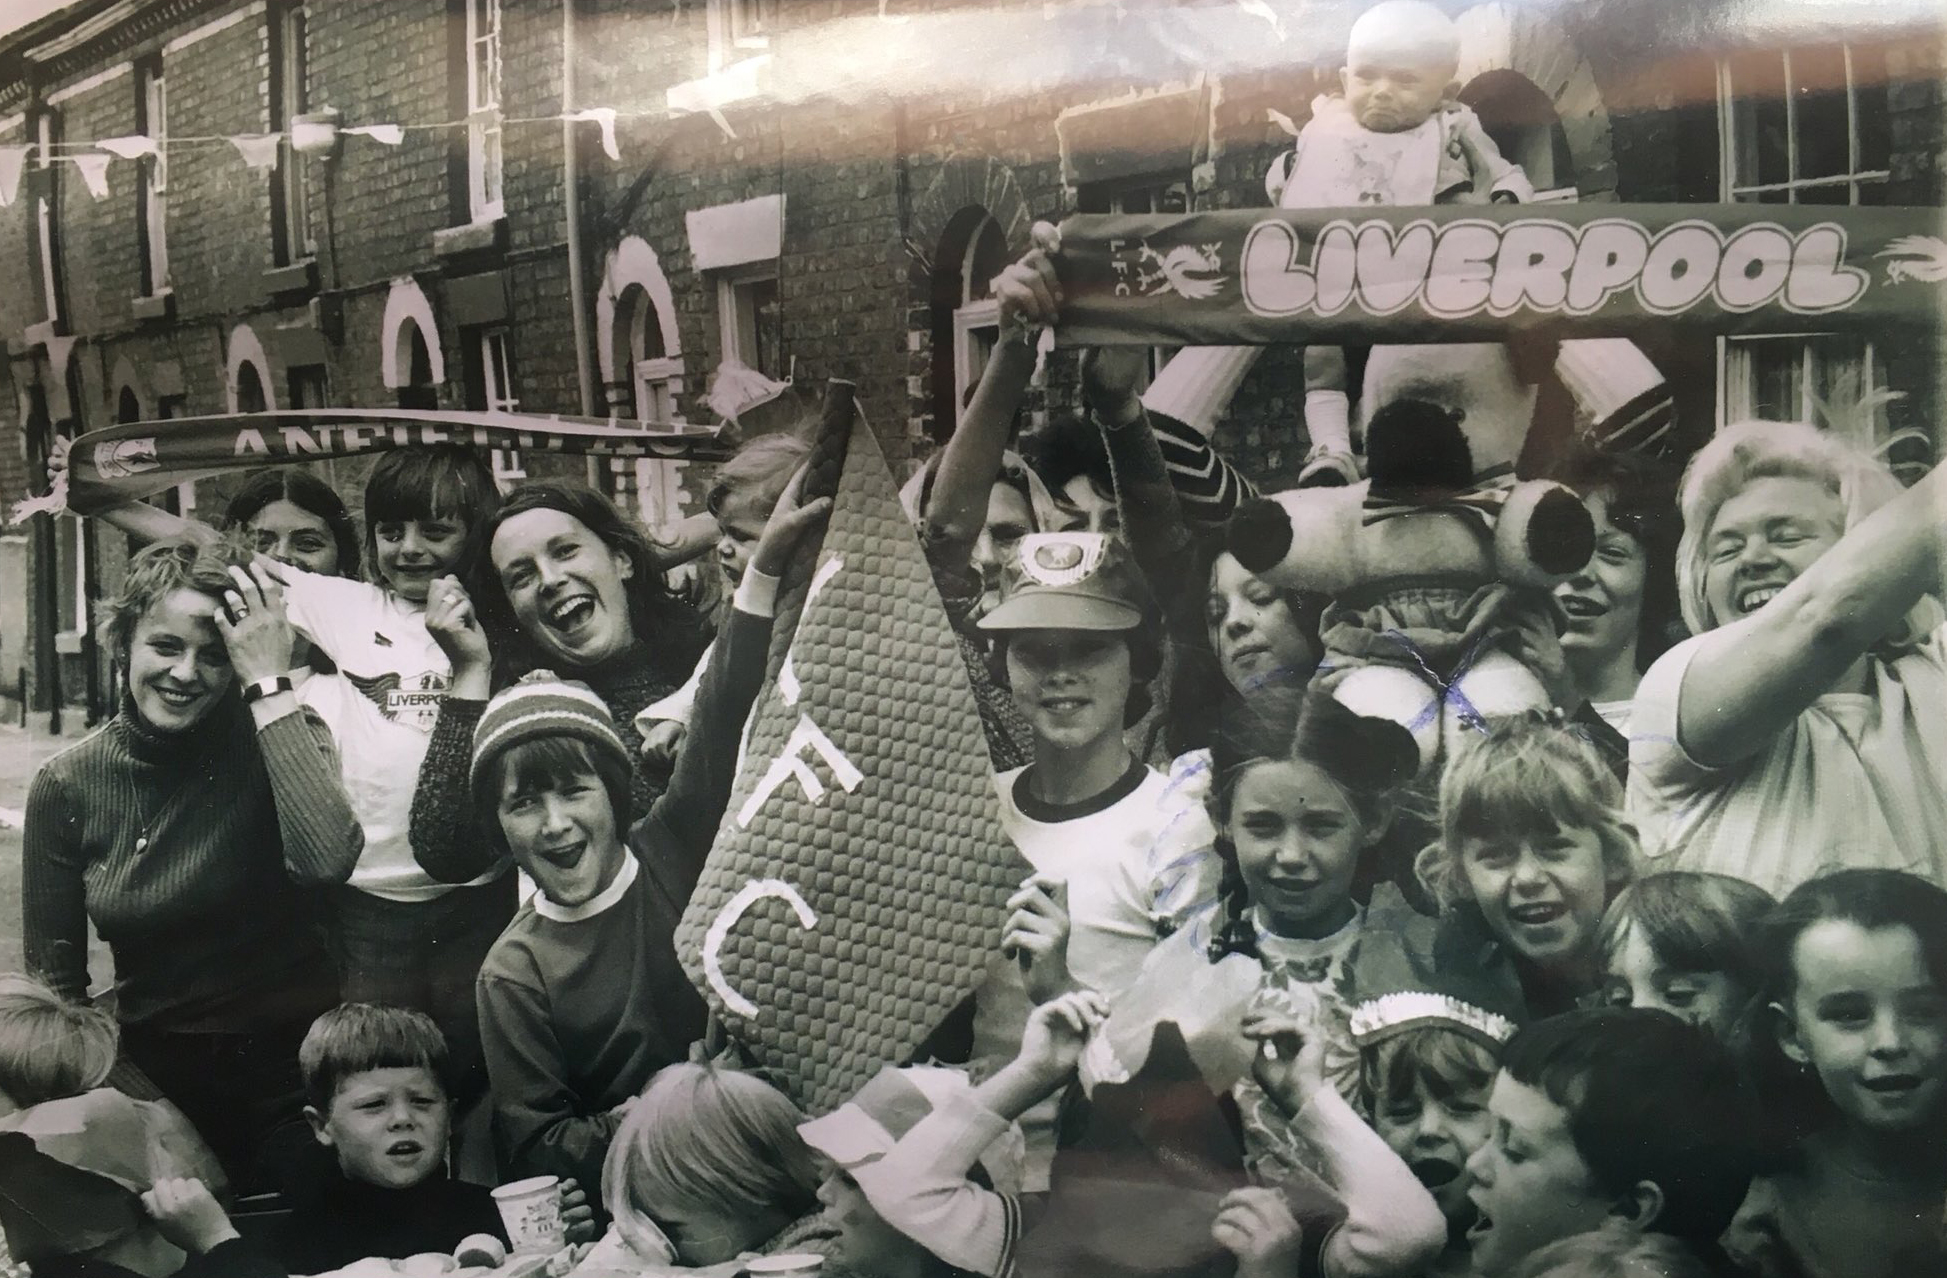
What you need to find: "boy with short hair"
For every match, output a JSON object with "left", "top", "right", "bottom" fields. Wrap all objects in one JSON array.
[
  {"left": 276, "top": 1004, "right": 577, "bottom": 1275},
  {"left": 1463, "top": 1008, "right": 1759, "bottom": 1277}
]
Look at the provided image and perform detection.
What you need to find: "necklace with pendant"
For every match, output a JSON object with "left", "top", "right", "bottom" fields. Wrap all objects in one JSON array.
[{"left": 133, "top": 759, "right": 212, "bottom": 855}]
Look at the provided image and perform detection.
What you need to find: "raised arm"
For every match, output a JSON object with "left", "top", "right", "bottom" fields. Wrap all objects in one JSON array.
[
  {"left": 926, "top": 245, "right": 1047, "bottom": 562},
  {"left": 847, "top": 992, "right": 1106, "bottom": 1278},
  {"left": 1241, "top": 1012, "right": 1446, "bottom": 1278},
  {"left": 1668, "top": 461, "right": 1947, "bottom": 768},
  {"left": 407, "top": 576, "right": 501, "bottom": 883},
  {"left": 638, "top": 471, "right": 833, "bottom": 887},
  {"left": 216, "top": 565, "right": 362, "bottom": 886}
]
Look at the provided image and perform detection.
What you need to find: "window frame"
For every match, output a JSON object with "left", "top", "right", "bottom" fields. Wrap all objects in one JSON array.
[
  {"left": 715, "top": 265, "right": 782, "bottom": 380},
  {"left": 34, "top": 109, "right": 64, "bottom": 325},
  {"left": 465, "top": 0, "right": 505, "bottom": 223},
  {"left": 269, "top": 1, "right": 315, "bottom": 264},
  {"left": 1714, "top": 42, "right": 1890, "bottom": 433},
  {"left": 707, "top": 0, "right": 773, "bottom": 72},
  {"left": 1717, "top": 44, "right": 1891, "bottom": 206},
  {"left": 136, "top": 58, "right": 169, "bottom": 297}
]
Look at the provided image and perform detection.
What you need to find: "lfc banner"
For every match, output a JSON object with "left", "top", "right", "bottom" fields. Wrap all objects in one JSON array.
[
  {"left": 36, "top": 408, "right": 733, "bottom": 518},
  {"left": 1051, "top": 203, "right": 1947, "bottom": 347}
]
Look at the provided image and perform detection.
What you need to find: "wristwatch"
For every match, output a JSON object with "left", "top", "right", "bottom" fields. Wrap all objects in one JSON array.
[{"left": 241, "top": 674, "right": 296, "bottom": 705}]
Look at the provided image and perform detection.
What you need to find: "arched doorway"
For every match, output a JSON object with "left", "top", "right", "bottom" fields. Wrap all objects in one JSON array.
[{"left": 1459, "top": 69, "right": 1578, "bottom": 201}]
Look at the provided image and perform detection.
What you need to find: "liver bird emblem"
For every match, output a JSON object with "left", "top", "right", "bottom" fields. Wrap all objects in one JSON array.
[
  {"left": 1136, "top": 243, "right": 1226, "bottom": 301},
  {"left": 1877, "top": 235, "right": 1947, "bottom": 284}
]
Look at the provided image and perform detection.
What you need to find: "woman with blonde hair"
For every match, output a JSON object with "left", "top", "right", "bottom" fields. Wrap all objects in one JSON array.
[{"left": 1627, "top": 418, "right": 1947, "bottom": 895}]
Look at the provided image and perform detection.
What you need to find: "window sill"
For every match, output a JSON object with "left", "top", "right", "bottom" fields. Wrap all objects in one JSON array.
[
  {"left": 131, "top": 291, "right": 175, "bottom": 323},
  {"left": 433, "top": 217, "right": 507, "bottom": 261},
  {"left": 263, "top": 258, "right": 318, "bottom": 299}
]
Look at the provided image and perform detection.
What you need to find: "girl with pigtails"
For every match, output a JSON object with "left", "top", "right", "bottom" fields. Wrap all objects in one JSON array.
[{"left": 1074, "top": 688, "right": 1448, "bottom": 1278}]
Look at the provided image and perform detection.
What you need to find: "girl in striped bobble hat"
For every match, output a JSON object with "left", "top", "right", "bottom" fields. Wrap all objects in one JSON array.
[{"left": 466, "top": 469, "right": 829, "bottom": 1214}]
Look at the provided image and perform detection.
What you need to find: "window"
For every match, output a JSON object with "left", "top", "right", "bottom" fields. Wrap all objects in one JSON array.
[
  {"left": 270, "top": 3, "right": 314, "bottom": 263},
  {"left": 1718, "top": 43, "right": 1891, "bottom": 430},
  {"left": 717, "top": 269, "right": 781, "bottom": 380},
  {"left": 33, "top": 110, "right": 63, "bottom": 325},
  {"left": 1720, "top": 43, "right": 1890, "bottom": 205},
  {"left": 465, "top": 0, "right": 504, "bottom": 222},
  {"left": 137, "top": 61, "right": 168, "bottom": 295},
  {"left": 1722, "top": 334, "right": 1884, "bottom": 440},
  {"left": 465, "top": 327, "right": 524, "bottom": 486},
  {"left": 287, "top": 365, "right": 328, "bottom": 408},
  {"left": 708, "top": 0, "right": 773, "bottom": 71}
]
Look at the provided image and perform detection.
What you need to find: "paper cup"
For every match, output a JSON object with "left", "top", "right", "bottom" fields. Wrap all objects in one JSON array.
[
  {"left": 491, "top": 1175, "right": 567, "bottom": 1254},
  {"left": 744, "top": 1256, "right": 825, "bottom": 1277}
]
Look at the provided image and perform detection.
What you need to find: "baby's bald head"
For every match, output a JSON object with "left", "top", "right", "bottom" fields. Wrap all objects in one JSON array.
[
  {"left": 1342, "top": 1, "right": 1460, "bottom": 133},
  {"left": 1348, "top": 1, "right": 1460, "bottom": 70}
]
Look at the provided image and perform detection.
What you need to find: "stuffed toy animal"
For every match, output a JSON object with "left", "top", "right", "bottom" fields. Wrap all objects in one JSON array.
[{"left": 1225, "top": 342, "right": 1595, "bottom": 768}]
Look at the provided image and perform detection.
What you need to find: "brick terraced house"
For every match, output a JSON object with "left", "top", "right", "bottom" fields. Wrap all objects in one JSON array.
[{"left": 0, "top": 0, "right": 1941, "bottom": 722}]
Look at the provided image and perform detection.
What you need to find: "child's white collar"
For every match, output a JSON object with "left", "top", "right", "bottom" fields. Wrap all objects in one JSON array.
[{"left": 535, "top": 853, "right": 639, "bottom": 923}]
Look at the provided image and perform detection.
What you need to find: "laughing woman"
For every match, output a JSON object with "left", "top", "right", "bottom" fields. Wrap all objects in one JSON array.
[
  {"left": 1628, "top": 420, "right": 1947, "bottom": 895},
  {"left": 24, "top": 538, "right": 362, "bottom": 1192},
  {"left": 410, "top": 482, "right": 709, "bottom": 884}
]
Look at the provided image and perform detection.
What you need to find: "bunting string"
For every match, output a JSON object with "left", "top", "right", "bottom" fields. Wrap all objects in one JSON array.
[{"left": 0, "top": 105, "right": 679, "bottom": 207}]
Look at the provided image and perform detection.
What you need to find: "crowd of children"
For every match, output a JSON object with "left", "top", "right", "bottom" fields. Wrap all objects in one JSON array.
[{"left": 11, "top": 3, "right": 1947, "bottom": 1276}]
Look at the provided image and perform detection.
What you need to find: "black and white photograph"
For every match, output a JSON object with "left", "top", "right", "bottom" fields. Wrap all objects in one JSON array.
[{"left": 0, "top": 0, "right": 1942, "bottom": 1273}]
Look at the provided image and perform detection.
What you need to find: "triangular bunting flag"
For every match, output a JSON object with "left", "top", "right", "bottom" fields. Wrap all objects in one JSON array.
[
  {"left": 0, "top": 145, "right": 26, "bottom": 208},
  {"left": 345, "top": 124, "right": 404, "bottom": 146},
  {"left": 675, "top": 382, "right": 1027, "bottom": 1114},
  {"left": 71, "top": 153, "right": 111, "bottom": 200},
  {"left": 94, "top": 135, "right": 157, "bottom": 160},
  {"left": 229, "top": 133, "right": 282, "bottom": 170},
  {"left": 569, "top": 107, "right": 620, "bottom": 162}
]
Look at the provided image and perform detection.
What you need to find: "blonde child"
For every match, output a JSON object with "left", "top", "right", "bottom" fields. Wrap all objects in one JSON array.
[
  {"left": 0, "top": 976, "right": 230, "bottom": 1278},
  {"left": 1598, "top": 871, "right": 1775, "bottom": 1046},
  {"left": 1416, "top": 717, "right": 1641, "bottom": 1018},
  {"left": 593, "top": 1063, "right": 831, "bottom": 1271},
  {"left": 1728, "top": 870, "right": 1947, "bottom": 1278}
]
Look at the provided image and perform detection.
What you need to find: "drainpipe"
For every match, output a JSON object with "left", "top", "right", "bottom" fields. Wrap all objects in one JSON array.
[{"left": 562, "top": 0, "right": 599, "bottom": 484}]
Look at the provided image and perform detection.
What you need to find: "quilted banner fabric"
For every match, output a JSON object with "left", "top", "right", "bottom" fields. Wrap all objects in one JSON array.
[{"left": 675, "top": 384, "right": 1027, "bottom": 1114}]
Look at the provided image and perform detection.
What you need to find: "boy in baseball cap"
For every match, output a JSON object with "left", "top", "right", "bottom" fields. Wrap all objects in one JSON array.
[{"left": 968, "top": 533, "right": 1221, "bottom": 1193}]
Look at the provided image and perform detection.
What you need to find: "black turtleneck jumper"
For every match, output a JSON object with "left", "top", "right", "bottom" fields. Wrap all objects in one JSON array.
[
  {"left": 23, "top": 694, "right": 362, "bottom": 1031},
  {"left": 273, "top": 1154, "right": 506, "bottom": 1275}
]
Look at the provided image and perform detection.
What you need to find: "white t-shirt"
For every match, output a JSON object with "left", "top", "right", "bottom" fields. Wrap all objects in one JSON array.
[
  {"left": 283, "top": 572, "right": 469, "bottom": 901},
  {"left": 1626, "top": 625, "right": 1947, "bottom": 896},
  {"left": 974, "top": 759, "right": 1218, "bottom": 1192},
  {"left": 992, "top": 760, "right": 1219, "bottom": 996}
]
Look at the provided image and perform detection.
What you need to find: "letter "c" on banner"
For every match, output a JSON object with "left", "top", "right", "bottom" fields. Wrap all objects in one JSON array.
[{"left": 702, "top": 878, "right": 818, "bottom": 1018}]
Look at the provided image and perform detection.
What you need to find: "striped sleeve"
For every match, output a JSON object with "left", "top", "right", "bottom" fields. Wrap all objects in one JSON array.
[{"left": 1150, "top": 412, "right": 1259, "bottom": 528}]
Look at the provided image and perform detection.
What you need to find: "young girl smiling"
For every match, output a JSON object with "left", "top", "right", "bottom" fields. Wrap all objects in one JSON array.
[{"left": 1418, "top": 717, "right": 1641, "bottom": 1018}]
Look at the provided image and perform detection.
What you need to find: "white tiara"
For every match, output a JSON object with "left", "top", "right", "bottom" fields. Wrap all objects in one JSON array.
[{"left": 1348, "top": 992, "right": 1516, "bottom": 1047}]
